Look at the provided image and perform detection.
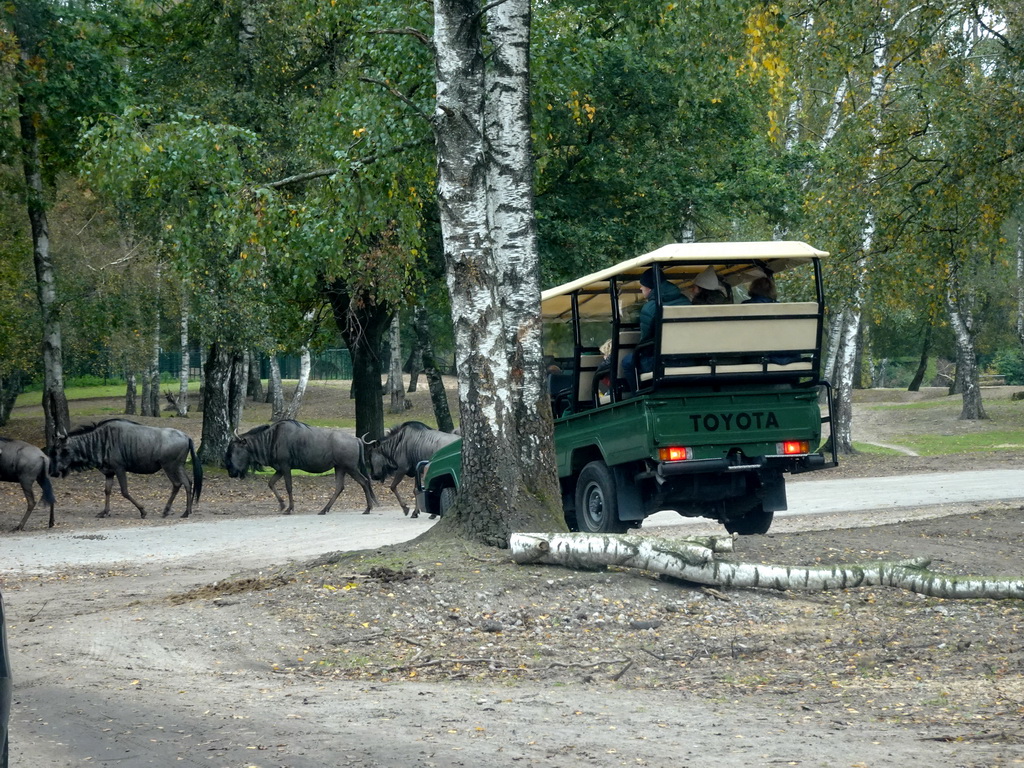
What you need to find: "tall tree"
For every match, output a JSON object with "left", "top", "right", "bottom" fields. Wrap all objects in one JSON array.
[{"left": 429, "top": 0, "right": 562, "bottom": 546}]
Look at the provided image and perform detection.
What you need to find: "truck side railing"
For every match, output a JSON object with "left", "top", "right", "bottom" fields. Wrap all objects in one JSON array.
[{"left": 637, "top": 301, "right": 822, "bottom": 390}]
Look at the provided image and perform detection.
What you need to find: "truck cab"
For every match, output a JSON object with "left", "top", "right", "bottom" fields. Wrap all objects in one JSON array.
[{"left": 416, "top": 241, "right": 837, "bottom": 534}]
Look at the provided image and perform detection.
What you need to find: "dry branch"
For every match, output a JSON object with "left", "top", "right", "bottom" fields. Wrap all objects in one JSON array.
[{"left": 509, "top": 532, "right": 1024, "bottom": 600}]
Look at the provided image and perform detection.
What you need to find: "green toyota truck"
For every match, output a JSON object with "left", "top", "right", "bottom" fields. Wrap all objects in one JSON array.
[{"left": 415, "top": 241, "right": 837, "bottom": 535}]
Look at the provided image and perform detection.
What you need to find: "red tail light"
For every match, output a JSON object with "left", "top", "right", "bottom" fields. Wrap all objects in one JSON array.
[
  {"left": 778, "top": 440, "right": 810, "bottom": 455},
  {"left": 658, "top": 446, "right": 692, "bottom": 461}
]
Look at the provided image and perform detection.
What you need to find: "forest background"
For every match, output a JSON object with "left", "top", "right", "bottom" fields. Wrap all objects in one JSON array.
[{"left": 2, "top": 0, "right": 1024, "bottom": 473}]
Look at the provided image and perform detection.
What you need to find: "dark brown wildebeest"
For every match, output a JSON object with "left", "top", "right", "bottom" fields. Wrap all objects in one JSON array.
[
  {"left": 49, "top": 418, "right": 203, "bottom": 518},
  {"left": 363, "top": 421, "right": 460, "bottom": 518},
  {"left": 0, "top": 437, "right": 56, "bottom": 531},
  {"left": 225, "top": 420, "right": 377, "bottom": 515}
]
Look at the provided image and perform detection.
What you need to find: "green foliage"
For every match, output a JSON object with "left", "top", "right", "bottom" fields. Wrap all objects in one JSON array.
[
  {"left": 533, "top": 0, "right": 789, "bottom": 284},
  {"left": 991, "top": 348, "right": 1024, "bottom": 385}
]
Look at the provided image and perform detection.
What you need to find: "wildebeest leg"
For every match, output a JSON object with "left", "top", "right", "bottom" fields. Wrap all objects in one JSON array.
[
  {"left": 162, "top": 467, "right": 192, "bottom": 518},
  {"left": 114, "top": 469, "right": 147, "bottom": 518},
  {"left": 267, "top": 471, "right": 293, "bottom": 513},
  {"left": 14, "top": 484, "right": 36, "bottom": 532},
  {"left": 355, "top": 471, "right": 377, "bottom": 515},
  {"left": 389, "top": 475, "right": 412, "bottom": 517},
  {"left": 317, "top": 470, "right": 346, "bottom": 515}
]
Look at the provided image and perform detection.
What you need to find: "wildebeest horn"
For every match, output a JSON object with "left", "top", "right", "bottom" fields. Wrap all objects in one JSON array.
[{"left": 360, "top": 432, "right": 378, "bottom": 446}]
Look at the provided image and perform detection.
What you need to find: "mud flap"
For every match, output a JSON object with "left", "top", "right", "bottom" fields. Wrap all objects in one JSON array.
[
  {"left": 760, "top": 474, "right": 788, "bottom": 512},
  {"left": 613, "top": 465, "right": 646, "bottom": 521}
]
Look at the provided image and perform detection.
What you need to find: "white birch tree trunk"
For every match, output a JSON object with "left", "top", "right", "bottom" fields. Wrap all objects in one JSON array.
[
  {"left": 145, "top": 263, "right": 162, "bottom": 417},
  {"left": 946, "top": 262, "right": 986, "bottom": 420},
  {"left": 268, "top": 354, "right": 286, "bottom": 421},
  {"left": 510, "top": 533, "right": 1024, "bottom": 600},
  {"left": 387, "top": 313, "right": 407, "bottom": 413},
  {"left": 176, "top": 298, "right": 189, "bottom": 417},
  {"left": 1017, "top": 220, "right": 1023, "bottom": 351},
  {"left": 431, "top": 0, "right": 562, "bottom": 546},
  {"left": 283, "top": 347, "right": 310, "bottom": 421},
  {"left": 485, "top": 0, "right": 558, "bottom": 507},
  {"left": 832, "top": 24, "right": 889, "bottom": 454}
]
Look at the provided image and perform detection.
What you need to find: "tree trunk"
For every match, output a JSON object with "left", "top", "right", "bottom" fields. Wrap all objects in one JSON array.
[
  {"left": 907, "top": 321, "right": 932, "bottom": 392},
  {"left": 429, "top": 0, "right": 562, "bottom": 547},
  {"left": 325, "top": 283, "right": 390, "bottom": 441},
  {"left": 14, "top": 25, "right": 69, "bottom": 448},
  {"left": 1017, "top": 220, "right": 1023, "bottom": 353},
  {"left": 176, "top": 299, "right": 190, "bottom": 416},
  {"left": 282, "top": 347, "right": 310, "bottom": 421},
  {"left": 197, "top": 341, "right": 234, "bottom": 466},
  {"left": 387, "top": 314, "right": 407, "bottom": 413},
  {"left": 267, "top": 354, "right": 285, "bottom": 420},
  {"left": 228, "top": 349, "right": 247, "bottom": 428},
  {"left": 147, "top": 264, "right": 162, "bottom": 416},
  {"left": 246, "top": 350, "right": 264, "bottom": 402},
  {"left": 406, "top": 331, "right": 423, "bottom": 394},
  {"left": 0, "top": 371, "right": 24, "bottom": 427},
  {"left": 413, "top": 304, "right": 454, "bottom": 432},
  {"left": 124, "top": 371, "right": 137, "bottom": 415},
  {"left": 509, "top": 533, "right": 1024, "bottom": 600},
  {"left": 946, "top": 265, "right": 986, "bottom": 420}
]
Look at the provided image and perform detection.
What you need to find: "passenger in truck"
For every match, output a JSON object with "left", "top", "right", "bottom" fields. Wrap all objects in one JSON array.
[{"left": 622, "top": 267, "right": 690, "bottom": 390}]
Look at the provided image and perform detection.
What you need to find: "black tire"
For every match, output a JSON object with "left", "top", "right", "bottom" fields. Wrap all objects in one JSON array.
[
  {"left": 574, "top": 461, "right": 629, "bottom": 533},
  {"left": 439, "top": 486, "right": 457, "bottom": 516},
  {"left": 724, "top": 504, "right": 774, "bottom": 535}
]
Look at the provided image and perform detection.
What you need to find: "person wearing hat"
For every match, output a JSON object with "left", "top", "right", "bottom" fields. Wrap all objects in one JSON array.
[
  {"left": 691, "top": 265, "right": 729, "bottom": 305},
  {"left": 622, "top": 267, "right": 690, "bottom": 391}
]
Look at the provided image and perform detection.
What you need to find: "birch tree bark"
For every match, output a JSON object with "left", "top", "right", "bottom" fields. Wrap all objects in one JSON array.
[
  {"left": 176, "top": 298, "right": 190, "bottom": 417},
  {"left": 387, "top": 314, "right": 408, "bottom": 413},
  {"left": 282, "top": 347, "right": 310, "bottom": 421},
  {"left": 12, "top": 8, "right": 70, "bottom": 449},
  {"left": 267, "top": 354, "right": 286, "bottom": 421},
  {"left": 510, "top": 533, "right": 1024, "bottom": 600},
  {"left": 946, "top": 260, "right": 986, "bottom": 420},
  {"left": 430, "top": 0, "right": 562, "bottom": 547},
  {"left": 1017, "top": 220, "right": 1023, "bottom": 352},
  {"left": 832, "top": 23, "right": 889, "bottom": 454},
  {"left": 142, "top": 264, "right": 162, "bottom": 417}
]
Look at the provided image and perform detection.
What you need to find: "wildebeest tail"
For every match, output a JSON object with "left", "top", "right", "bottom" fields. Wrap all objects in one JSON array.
[
  {"left": 39, "top": 461, "right": 56, "bottom": 507},
  {"left": 357, "top": 441, "right": 379, "bottom": 507},
  {"left": 189, "top": 438, "right": 204, "bottom": 503}
]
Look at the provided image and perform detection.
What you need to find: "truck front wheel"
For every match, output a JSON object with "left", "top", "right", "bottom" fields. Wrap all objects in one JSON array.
[{"left": 575, "top": 461, "right": 629, "bottom": 534}]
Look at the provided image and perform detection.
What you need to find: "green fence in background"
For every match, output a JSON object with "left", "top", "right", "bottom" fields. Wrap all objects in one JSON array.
[{"left": 158, "top": 349, "right": 353, "bottom": 382}]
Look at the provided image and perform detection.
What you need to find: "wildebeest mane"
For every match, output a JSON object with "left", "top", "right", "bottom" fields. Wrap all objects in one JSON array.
[{"left": 65, "top": 418, "right": 142, "bottom": 437}]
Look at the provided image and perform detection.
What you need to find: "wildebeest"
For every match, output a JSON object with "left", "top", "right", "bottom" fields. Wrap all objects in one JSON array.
[
  {"left": 49, "top": 419, "right": 203, "bottom": 519},
  {"left": 364, "top": 421, "right": 460, "bottom": 518},
  {"left": 0, "top": 437, "right": 56, "bottom": 531},
  {"left": 225, "top": 420, "right": 378, "bottom": 515}
]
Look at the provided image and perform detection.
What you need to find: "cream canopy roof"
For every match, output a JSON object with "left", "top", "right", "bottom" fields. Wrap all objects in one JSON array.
[{"left": 540, "top": 241, "right": 828, "bottom": 320}]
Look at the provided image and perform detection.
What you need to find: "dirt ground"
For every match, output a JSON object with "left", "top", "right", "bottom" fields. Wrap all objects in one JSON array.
[{"left": 2, "top": 383, "right": 1024, "bottom": 767}]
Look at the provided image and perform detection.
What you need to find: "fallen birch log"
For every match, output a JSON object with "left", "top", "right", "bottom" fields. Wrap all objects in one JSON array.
[{"left": 508, "top": 532, "right": 1024, "bottom": 600}]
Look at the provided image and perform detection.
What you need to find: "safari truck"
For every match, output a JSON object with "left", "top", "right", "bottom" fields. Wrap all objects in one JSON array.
[{"left": 415, "top": 241, "right": 837, "bottom": 535}]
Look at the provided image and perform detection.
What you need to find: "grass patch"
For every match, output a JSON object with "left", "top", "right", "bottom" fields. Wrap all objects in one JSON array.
[
  {"left": 891, "top": 431, "right": 1024, "bottom": 456},
  {"left": 851, "top": 443, "right": 906, "bottom": 455}
]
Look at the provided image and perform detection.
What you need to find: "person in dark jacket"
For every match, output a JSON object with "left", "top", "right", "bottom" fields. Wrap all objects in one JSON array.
[
  {"left": 622, "top": 267, "right": 690, "bottom": 390},
  {"left": 743, "top": 276, "right": 777, "bottom": 303}
]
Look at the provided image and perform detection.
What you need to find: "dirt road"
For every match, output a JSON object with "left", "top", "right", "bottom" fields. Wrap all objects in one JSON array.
[{"left": 3, "top": 466, "right": 1024, "bottom": 767}]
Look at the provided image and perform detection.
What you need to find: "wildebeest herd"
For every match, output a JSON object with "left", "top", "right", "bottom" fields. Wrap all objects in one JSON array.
[{"left": 0, "top": 418, "right": 459, "bottom": 532}]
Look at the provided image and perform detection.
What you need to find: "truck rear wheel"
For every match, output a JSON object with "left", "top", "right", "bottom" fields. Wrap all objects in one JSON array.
[
  {"left": 725, "top": 504, "right": 774, "bottom": 535},
  {"left": 575, "top": 461, "right": 629, "bottom": 534}
]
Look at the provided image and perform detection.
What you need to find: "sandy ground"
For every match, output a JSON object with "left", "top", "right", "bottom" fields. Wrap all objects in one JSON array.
[{"left": 1, "top": 384, "right": 1024, "bottom": 767}]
